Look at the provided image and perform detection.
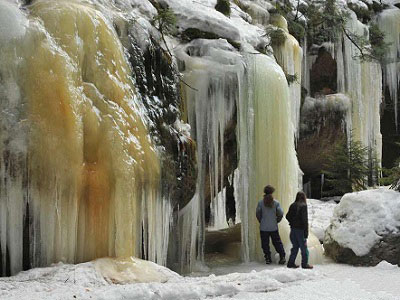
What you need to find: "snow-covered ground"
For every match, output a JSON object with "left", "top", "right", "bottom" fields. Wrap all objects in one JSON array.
[
  {"left": 1, "top": 259, "right": 400, "bottom": 300},
  {"left": 2, "top": 195, "right": 399, "bottom": 300}
]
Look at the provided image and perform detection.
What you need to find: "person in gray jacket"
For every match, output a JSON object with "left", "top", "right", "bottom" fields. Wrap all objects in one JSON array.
[{"left": 256, "top": 185, "right": 286, "bottom": 264}]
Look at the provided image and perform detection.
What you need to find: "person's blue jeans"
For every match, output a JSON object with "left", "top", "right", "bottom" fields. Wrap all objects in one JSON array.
[
  {"left": 260, "top": 230, "right": 285, "bottom": 260},
  {"left": 288, "top": 228, "right": 309, "bottom": 267}
]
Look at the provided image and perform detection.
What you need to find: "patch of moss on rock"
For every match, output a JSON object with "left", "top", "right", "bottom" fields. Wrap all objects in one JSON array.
[
  {"left": 288, "top": 19, "right": 305, "bottom": 41},
  {"left": 269, "top": 28, "right": 287, "bottom": 46},
  {"left": 215, "top": 0, "right": 231, "bottom": 17}
]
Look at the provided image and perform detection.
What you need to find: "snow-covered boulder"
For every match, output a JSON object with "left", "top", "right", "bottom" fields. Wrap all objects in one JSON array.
[
  {"left": 324, "top": 189, "right": 400, "bottom": 266},
  {"left": 308, "top": 199, "right": 337, "bottom": 242},
  {"left": 94, "top": 257, "right": 180, "bottom": 284}
]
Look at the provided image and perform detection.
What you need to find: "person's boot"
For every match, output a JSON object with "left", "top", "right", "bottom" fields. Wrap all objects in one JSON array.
[
  {"left": 287, "top": 262, "right": 299, "bottom": 268},
  {"left": 265, "top": 257, "right": 272, "bottom": 264},
  {"left": 278, "top": 255, "right": 286, "bottom": 265},
  {"left": 302, "top": 264, "right": 313, "bottom": 269}
]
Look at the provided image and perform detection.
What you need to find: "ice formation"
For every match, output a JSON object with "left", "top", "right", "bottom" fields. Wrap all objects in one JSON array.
[
  {"left": 0, "top": 0, "right": 171, "bottom": 275},
  {"left": 177, "top": 39, "right": 242, "bottom": 233},
  {"left": 377, "top": 8, "right": 400, "bottom": 129},
  {"left": 272, "top": 18, "right": 303, "bottom": 137},
  {"left": 4, "top": 0, "right": 394, "bottom": 276},
  {"left": 237, "top": 55, "right": 299, "bottom": 261},
  {"left": 336, "top": 12, "right": 383, "bottom": 169},
  {"left": 174, "top": 38, "right": 245, "bottom": 270},
  {"left": 300, "top": 11, "right": 383, "bottom": 169},
  {"left": 236, "top": 55, "right": 322, "bottom": 264}
]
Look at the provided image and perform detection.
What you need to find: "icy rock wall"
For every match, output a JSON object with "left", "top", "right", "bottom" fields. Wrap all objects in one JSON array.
[
  {"left": 0, "top": 0, "right": 171, "bottom": 276},
  {"left": 176, "top": 39, "right": 244, "bottom": 267},
  {"left": 301, "top": 11, "right": 383, "bottom": 172},
  {"left": 377, "top": 8, "right": 400, "bottom": 130},
  {"left": 336, "top": 12, "right": 383, "bottom": 167}
]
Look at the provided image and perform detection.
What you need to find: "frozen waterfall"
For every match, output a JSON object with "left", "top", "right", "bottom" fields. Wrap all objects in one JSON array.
[{"left": 0, "top": 0, "right": 171, "bottom": 276}]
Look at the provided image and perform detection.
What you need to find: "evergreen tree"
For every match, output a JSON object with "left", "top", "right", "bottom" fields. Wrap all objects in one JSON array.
[
  {"left": 323, "top": 136, "right": 369, "bottom": 196},
  {"left": 380, "top": 157, "right": 400, "bottom": 189}
]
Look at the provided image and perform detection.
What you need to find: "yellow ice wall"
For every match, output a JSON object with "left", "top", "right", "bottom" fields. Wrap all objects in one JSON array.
[
  {"left": 0, "top": 0, "right": 162, "bottom": 274},
  {"left": 29, "top": 0, "right": 160, "bottom": 262}
]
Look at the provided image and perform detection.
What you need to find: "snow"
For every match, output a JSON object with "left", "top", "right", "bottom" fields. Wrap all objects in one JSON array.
[
  {"left": 1, "top": 259, "right": 400, "bottom": 300},
  {"left": 159, "top": 0, "right": 268, "bottom": 49},
  {"left": 325, "top": 189, "right": 400, "bottom": 256},
  {"left": 0, "top": 0, "right": 27, "bottom": 41},
  {"left": 308, "top": 199, "right": 337, "bottom": 242}
]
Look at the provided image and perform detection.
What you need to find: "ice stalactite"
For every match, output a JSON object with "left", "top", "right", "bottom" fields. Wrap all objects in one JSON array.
[
  {"left": 176, "top": 39, "right": 244, "bottom": 269},
  {"left": 0, "top": 0, "right": 171, "bottom": 276},
  {"left": 272, "top": 18, "right": 303, "bottom": 138},
  {"left": 208, "top": 188, "right": 228, "bottom": 231},
  {"left": 336, "top": 12, "right": 383, "bottom": 168},
  {"left": 377, "top": 8, "right": 400, "bottom": 130},
  {"left": 237, "top": 54, "right": 322, "bottom": 263}
]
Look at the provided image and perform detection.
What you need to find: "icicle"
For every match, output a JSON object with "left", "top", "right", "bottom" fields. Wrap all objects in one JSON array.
[
  {"left": 377, "top": 8, "right": 400, "bottom": 130},
  {"left": 273, "top": 23, "right": 303, "bottom": 138},
  {"left": 176, "top": 38, "right": 244, "bottom": 262},
  {"left": 336, "top": 11, "right": 383, "bottom": 168}
]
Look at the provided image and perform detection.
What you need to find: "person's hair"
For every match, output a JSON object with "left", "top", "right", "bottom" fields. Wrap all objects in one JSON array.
[
  {"left": 263, "top": 185, "right": 275, "bottom": 207},
  {"left": 295, "top": 191, "right": 307, "bottom": 204},
  {"left": 264, "top": 185, "right": 275, "bottom": 195}
]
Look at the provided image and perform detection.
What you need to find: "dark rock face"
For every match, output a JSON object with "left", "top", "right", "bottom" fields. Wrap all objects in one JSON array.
[
  {"left": 298, "top": 126, "right": 345, "bottom": 198},
  {"left": 310, "top": 47, "right": 337, "bottom": 97},
  {"left": 381, "top": 87, "right": 400, "bottom": 170},
  {"left": 298, "top": 95, "right": 348, "bottom": 198},
  {"left": 116, "top": 24, "right": 197, "bottom": 210},
  {"left": 324, "top": 233, "right": 400, "bottom": 266}
]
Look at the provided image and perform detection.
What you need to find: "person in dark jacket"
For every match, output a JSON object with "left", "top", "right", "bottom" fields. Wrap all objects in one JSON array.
[
  {"left": 285, "top": 191, "right": 313, "bottom": 269},
  {"left": 256, "top": 185, "right": 286, "bottom": 265}
]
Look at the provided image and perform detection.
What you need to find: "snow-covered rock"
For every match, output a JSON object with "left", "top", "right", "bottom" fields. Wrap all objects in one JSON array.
[
  {"left": 324, "top": 189, "right": 400, "bottom": 266},
  {"left": 94, "top": 257, "right": 181, "bottom": 284},
  {"left": 307, "top": 199, "right": 337, "bottom": 242}
]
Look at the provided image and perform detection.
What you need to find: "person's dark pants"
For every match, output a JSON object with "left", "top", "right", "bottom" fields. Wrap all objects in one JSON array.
[
  {"left": 260, "top": 230, "right": 285, "bottom": 260},
  {"left": 288, "top": 228, "right": 309, "bottom": 267}
]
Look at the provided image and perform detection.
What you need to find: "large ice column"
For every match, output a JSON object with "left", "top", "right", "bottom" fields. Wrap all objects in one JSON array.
[
  {"left": 272, "top": 20, "right": 303, "bottom": 138},
  {"left": 336, "top": 12, "right": 383, "bottom": 167},
  {"left": 237, "top": 54, "right": 322, "bottom": 263},
  {"left": 377, "top": 8, "right": 400, "bottom": 130},
  {"left": 0, "top": 0, "right": 170, "bottom": 275}
]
